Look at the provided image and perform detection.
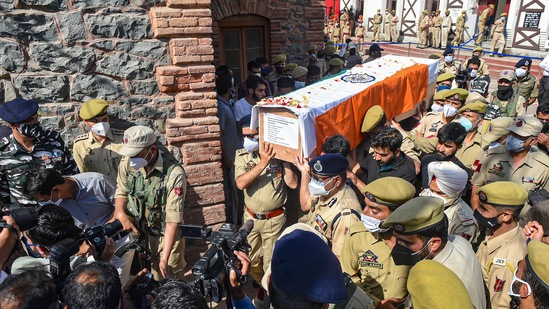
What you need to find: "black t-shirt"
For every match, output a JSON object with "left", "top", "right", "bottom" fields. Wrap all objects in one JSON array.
[
  {"left": 420, "top": 154, "right": 471, "bottom": 189},
  {"left": 358, "top": 153, "right": 416, "bottom": 185}
]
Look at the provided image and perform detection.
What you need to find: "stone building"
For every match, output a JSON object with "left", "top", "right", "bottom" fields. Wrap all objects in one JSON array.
[{"left": 0, "top": 0, "right": 324, "bottom": 226}]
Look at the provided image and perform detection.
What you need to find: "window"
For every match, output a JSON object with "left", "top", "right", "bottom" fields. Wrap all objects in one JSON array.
[{"left": 218, "top": 15, "right": 270, "bottom": 86}]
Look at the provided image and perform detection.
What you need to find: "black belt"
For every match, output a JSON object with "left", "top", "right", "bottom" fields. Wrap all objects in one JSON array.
[
  {"left": 443, "top": 26, "right": 449, "bottom": 28},
  {"left": 495, "top": 31, "right": 503, "bottom": 33}
]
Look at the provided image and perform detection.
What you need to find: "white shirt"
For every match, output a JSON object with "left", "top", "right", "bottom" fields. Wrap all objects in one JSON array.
[
  {"left": 232, "top": 97, "right": 254, "bottom": 121},
  {"left": 540, "top": 54, "right": 549, "bottom": 76}
]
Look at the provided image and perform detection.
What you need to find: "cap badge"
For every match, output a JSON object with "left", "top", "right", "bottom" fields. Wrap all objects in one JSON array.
[
  {"left": 124, "top": 134, "right": 130, "bottom": 144},
  {"left": 479, "top": 191, "right": 487, "bottom": 203},
  {"left": 394, "top": 223, "right": 405, "bottom": 232},
  {"left": 453, "top": 94, "right": 460, "bottom": 100},
  {"left": 314, "top": 160, "right": 323, "bottom": 172},
  {"left": 365, "top": 192, "right": 377, "bottom": 202},
  {"left": 516, "top": 119, "right": 524, "bottom": 127},
  {"left": 526, "top": 60, "right": 530, "bottom": 66},
  {"left": 504, "top": 71, "right": 508, "bottom": 75}
]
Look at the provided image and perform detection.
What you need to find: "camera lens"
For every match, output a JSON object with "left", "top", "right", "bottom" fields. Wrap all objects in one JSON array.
[{"left": 7, "top": 207, "right": 38, "bottom": 231}]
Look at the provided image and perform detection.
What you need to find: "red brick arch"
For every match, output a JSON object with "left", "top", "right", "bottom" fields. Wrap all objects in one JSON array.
[{"left": 211, "top": 0, "right": 279, "bottom": 21}]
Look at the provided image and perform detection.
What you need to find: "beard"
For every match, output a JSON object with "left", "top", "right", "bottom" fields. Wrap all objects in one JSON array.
[
  {"left": 252, "top": 92, "right": 262, "bottom": 102},
  {"left": 435, "top": 151, "right": 454, "bottom": 161}
]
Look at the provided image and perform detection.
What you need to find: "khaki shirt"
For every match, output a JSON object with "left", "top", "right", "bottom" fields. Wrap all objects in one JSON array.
[
  {"left": 456, "top": 131, "right": 484, "bottom": 169},
  {"left": 332, "top": 26, "right": 342, "bottom": 36},
  {"left": 476, "top": 226, "right": 527, "bottom": 309},
  {"left": 73, "top": 129, "right": 124, "bottom": 182},
  {"left": 115, "top": 154, "right": 186, "bottom": 224},
  {"left": 373, "top": 13, "right": 382, "bottom": 24},
  {"left": 445, "top": 198, "right": 479, "bottom": 243},
  {"left": 340, "top": 222, "right": 410, "bottom": 304},
  {"left": 234, "top": 148, "right": 288, "bottom": 212},
  {"left": 515, "top": 73, "right": 539, "bottom": 101},
  {"left": 463, "top": 57, "right": 490, "bottom": 76},
  {"left": 455, "top": 15, "right": 465, "bottom": 29},
  {"left": 439, "top": 60, "right": 462, "bottom": 75},
  {"left": 342, "top": 24, "right": 351, "bottom": 34},
  {"left": 491, "top": 19, "right": 505, "bottom": 34},
  {"left": 433, "top": 235, "right": 487, "bottom": 309},
  {"left": 385, "top": 13, "right": 391, "bottom": 24},
  {"left": 306, "top": 185, "right": 362, "bottom": 258},
  {"left": 411, "top": 112, "right": 445, "bottom": 138},
  {"left": 434, "top": 16, "right": 443, "bottom": 27},
  {"left": 390, "top": 15, "right": 398, "bottom": 25},
  {"left": 355, "top": 25, "right": 365, "bottom": 36},
  {"left": 479, "top": 8, "right": 491, "bottom": 22}
]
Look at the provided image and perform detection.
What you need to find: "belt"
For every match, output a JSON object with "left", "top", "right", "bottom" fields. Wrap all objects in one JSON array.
[
  {"left": 495, "top": 31, "right": 503, "bottom": 33},
  {"left": 435, "top": 26, "right": 441, "bottom": 28},
  {"left": 246, "top": 207, "right": 284, "bottom": 220},
  {"left": 442, "top": 26, "right": 449, "bottom": 28}
]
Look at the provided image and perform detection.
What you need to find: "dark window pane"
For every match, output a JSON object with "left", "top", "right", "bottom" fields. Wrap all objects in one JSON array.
[{"left": 246, "top": 29, "right": 262, "bottom": 61}]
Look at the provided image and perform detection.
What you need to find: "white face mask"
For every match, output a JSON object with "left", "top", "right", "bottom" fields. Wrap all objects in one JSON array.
[
  {"left": 443, "top": 104, "right": 458, "bottom": 117},
  {"left": 295, "top": 81, "right": 306, "bottom": 89},
  {"left": 469, "top": 69, "right": 478, "bottom": 78},
  {"left": 243, "top": 137, "right": 259, "bottom": 153},
  {"left": 515, "top": 68, "right": 527, "bottom": 78},
  {"left": 308, "top": 177, "right": 336, "bottom": 197},
  {"left": 91, "top": 122, "right": 110, "bottom": 137},
  {"left": 431, "top": 103, "right": 444, "bottom": 113},
  {"left": 39, "top": 190, "right": 63, "bottom": 206},
  {"left": 360, "top": 213, "right": 389, "bottom": 233},
  {"left": 419, "top": 188, "right": 457, "bottom": 206},
  {"left": 130, "top": 147, "right": 152, "bottom": 170},
  {"left": 252, "top": 73, "right": 261, "bottom": 77},
  {"left": 444, "top": 56, "right": 453, "bottom": 63}
]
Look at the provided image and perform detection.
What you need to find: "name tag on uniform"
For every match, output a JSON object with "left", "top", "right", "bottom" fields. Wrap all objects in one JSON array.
[
  {"left": 493, "top": 257, "right": 506, "bottom": 266},
  {"left": 314, "top": 214, "right": 327, "bottom": 231},
  {"left": 522, "top": 176, "right": 536, "bottom": 184}
]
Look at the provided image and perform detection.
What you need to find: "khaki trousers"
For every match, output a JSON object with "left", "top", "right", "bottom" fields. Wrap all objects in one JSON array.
[
  {"left": 441, "top": 26, "right": 450, "bottom": 47},
  {"left": 149, "top": 234, "right": 186, "bottom": 281},
  {"left": 373, "top": 24, "right": 380, "bottom": 41},
  {"left": 390, "top": 25, "right": 398, "bottom": 42},
  {"left": 385, "top": 23, "right": 391, "bottom": 41},
  {"left": 491, "top": 31, "right": 505, "bottom": 54},
  {"left": 476, "top": 20, "right": 486, "bottom": 44},
  {"left": 433, "top": 27, "right": 441, "bottom": 47},
  {"left": 452, "top": 27, "right": 464, "bottom": 45}
]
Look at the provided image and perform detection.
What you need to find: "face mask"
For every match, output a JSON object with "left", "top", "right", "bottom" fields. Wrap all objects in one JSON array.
[
  {"left": 508, "top": 269, "right": 532, "bottom": 298},
  {"left": 294, "top": 81, "right": 306, "bottom": 89},
  {"left": 459, "top": 117, "right": 473, "bottom": 132},
  {"left": 506, "top": 135, "right": 526, "bottom": 152},
  {"left": 473, "top": 209, "right": 501, "bottom": 228},
  {"left": 488, "top": 142, "right": 503, "bottom": 149},
  {"left": 431, "top": 103, "right": 444, "bottom": 113},
  {"left": 444, "top": 56, "right": 453, "bottom": 63},
  {"left": 419, "top": 189, "right": 456, "bottom": 206},
  {"left": 18, "top": 123, "right": 44, "bottom": 138},
  {"left": 437, "top": 84, "right": 451, "bottom": 92},
  {"left": 310, "top": 53, "right": 317, "bottom": 59},
  {"left": 243, "top": 137, "right": 259, "bottom": 153},
  {"left": 91, "top": 122, "right": 110, "bottom": 137},
  {"left": 443, "top": 104, "right": 458, "bottom": 117},
  {"left": 472, "top": 53, "right": 480, "bottom": 58},
  {"left": 130, "top": 147, "right": 152, "bottom": 170},
  {"left": 516, "top": 68, "right": 527, "bottom": 78},
  {"left": 469, "top": 69, "right": 478, "bottom": 78},
  {"left": 308, "top": 177, "right": 336, "bottom": 197},
  {"left": 262, "top": 67, "right": 271, "bottom": 75},
  {"left": 360, "top": 214, "right": 389, "bottom": 233},
  {"left": 501, "top": 17, "right": 506, "bottom": 22},
  {"left": 497, "top": 85, "right": 512, "bottom": 93},
  {"left": 39, "top": 190, "right": 63, "bottom": 206},
  {"left": 275, "top": 66, "right": 283, "bottom": 74},
  {"left": 391, "top": 239, "right": 432, "bottom": 266}
]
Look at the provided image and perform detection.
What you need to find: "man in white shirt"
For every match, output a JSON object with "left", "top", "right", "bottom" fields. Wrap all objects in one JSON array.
[
  {"left": 539, "top": 54, "right": 549, "bottom": 104},
  {"left": 233, "top": 75, "right": 267, "bottom": 121}
]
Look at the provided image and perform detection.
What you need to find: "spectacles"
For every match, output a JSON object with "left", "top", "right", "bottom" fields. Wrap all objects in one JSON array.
[
  {"left": 22, "top": 235, "right": 43, "bottom": 258},
  {"left": 508, "top": 269, "right": 532, "bottom": 297}
]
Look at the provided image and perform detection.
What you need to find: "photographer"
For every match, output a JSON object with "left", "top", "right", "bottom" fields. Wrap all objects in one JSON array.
[
  {"left": 24, "top": 168, "right": 134, "bottom": 284},
  {"left": 536, "top": 104, "right": 549, "bottom": 157},
  {"left": 0, "top": 270, "right": 57, "bottom": 309},
  {"left": 11, "top": 206, "right": 114, "bottom": 274},
  {"left": 151, "top": 279, "right": 209, "bottom": 309}
]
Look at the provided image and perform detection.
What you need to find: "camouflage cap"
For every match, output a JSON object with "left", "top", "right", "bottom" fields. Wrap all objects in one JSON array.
[
  {"left": 361, "top": 177, "right": 416, "bottom": 207},
  {"left": 477, "top": 181, "right": 528, "bottom": 207},
  {"left": 382, "top": 197, "right": 445, "bottom": 234}
]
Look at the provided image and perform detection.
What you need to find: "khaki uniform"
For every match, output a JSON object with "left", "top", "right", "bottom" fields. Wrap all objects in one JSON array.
[
  {"left": 420, "top": 16, "right": 430, "bottom": 47},
  {"left": 463, "top": 57, "right": 490, "bottom": 76},
  {"left": 441, "top": 15, "right": 452, "bottom": 48},
  {"left": 486, "top": 90, "right": 527, "bottom": 117},
  {"left": 455, "top": 130, "right": 484, "bottom": 169},
  {"left": 476, "top": 226, "right": 527, "bottom": 308},
  {"left": 411, "top": 112, "right": 445, "bottom": 139},
  {"left": 428, "top": 16, "right": 435, "bottom": 47},
  {"left": 306, "top": 185, "right": 362, "bottom": 258},
  {"left": 516, "top": 74, "right": 539, "bottom": 103},
  {"left": 416, "top": 16, "right": 422, "bottom": 42},
  {"left": 472, "top": 145, "right": 549, "bottom": 217},
  {"left": 332, "top": 25, "right": 342, "bottom": 45},
  {"left": 444, "top": 198, "right": 479, "bottom": 243},
  {"left": 340, "top": 222, "right": 410, "bottom": 305},
  {"left": 490, "top": 19, "right": 506, "bottom": 54},
  {"left": 439, "top": 60, "right": 462, "bottom": 75},
  {"left": 452, "top": 15, "right": 466, "bottom": 46},
  {"left": 373, "top": 13, "right": 382, "bottom": 41},
  {"left": 475, "top": 8, "right": 491, "bottom": 45},
  {"left": 73, "top": 129, "right": 124, "bottom": 182},
  {"left": 433, "top": 15, "right": 443, "bottom": 47},
  {"left": 356, "top": 24, "right": 365, "bottom": 49},
  {"left": 234, "top": 148, "right": 288, "bottom": 283},
  {"left": 342, "top": 24, "right": 352, "bottom": 44},
  {"left": 385, "top": 13, "right": 392, "bottom": 41},
  {"left": 390, "top": 15, "right": 399, "bottom": 42},
  {"left": 115, "top": 151, "right": 187, "bottom": 280},
  {"left": 433, "top": 235, "right": 487, "bottom": 309}
]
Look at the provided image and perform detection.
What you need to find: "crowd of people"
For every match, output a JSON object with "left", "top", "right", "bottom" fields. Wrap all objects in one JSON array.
[{"left": 1, "top": 20, "right": 549, "bottom": 309}]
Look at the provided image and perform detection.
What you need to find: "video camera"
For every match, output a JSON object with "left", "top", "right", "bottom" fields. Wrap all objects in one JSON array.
[
  {"left": 0, "top": 207, "right": 38, "bottom": 232},
  {"left": 455, "top": 68, "right": 469, "bottom": 89},
  {"left": 83, "top": 219, "right": 124, "bottom": 258},
  {"left": 49, "top": 238, "right": 80, "bottom": 284},
  {"left": 127, "top": 272, "right": 161, "bottom": 309},
  {"left": 180, "top": 220, "right": 254, "bottom": 303}
]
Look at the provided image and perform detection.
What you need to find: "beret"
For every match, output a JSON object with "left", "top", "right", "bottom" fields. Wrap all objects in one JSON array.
[
  {"left": 324, "top": 45, "right": 336, "bottom": 56},
  {"left": 515, "top": 58, "right": 532, "bottom": 68},
  {"left": 444, "top": 88, "right": 469, "bottom": 102},
  {"left": 436, "top": 72, "right": 455, "bottom": 83},
  {"left": 433, "top": 89, "right": 449, "bottom": 101},
  {"left": 462, "top": 10, "right": 467, "bottom": 13},
  {"left": 282, "top": 63, "right": 298, "bottom": 72},
  {"left": 0, "top": 98, "right": 39, "bottom": 123},
  {"left": 499, "top": 69, "right": 516, "bottom": 81},
  {"left": 309, "top": 153, "right": 348, "bottom": 176},
  {"left": 477, "top": 181, "right": 528, "bottom": 207},
  {"left": 458, "top": 101, "right": 488, "bottom": 114},
  {"left": 443, "top": 48, "right": 454, "bottom": 56},
  {"left": 473, "top": 47, "right": 483, "bottom": 53},
  {"left": 489, "top": 4, "right": 494, "bottom": 8},
  {"left": 391, "top": 10, "right": 395, "bottom": 13},
  {"left": 270, "top": 229, "right": 348, "bottom": 304},
  {"left": 362, "top": 177, "right": 416, "bottom": 207},
  {"left": 306, "top": 44, "right": 317, "bottom": 52},
  {"left": 79, "top": 98, "right": 109, "bottom": 120},
  {"left": 482, "top": 117, "right": 514, "bottom": 144},
  {"left": 526, "top": 240, "right": 549, "bottom": 291},
  {"left": 369, "top": 43, "right": 384, "bottom": 52},
  {"left": 361, "top": 105, "right": 385, "bottom": 133},
  {"left": 408, "top": 260, "right": 474, "bottom": 309},
  {"left": 383, "top": 196, "right": 445, "bottom": 234},
  {"left": 507, "top": 116, "right": 542, "bottom": 137},
  {"left": 445, "top": 10, "right": 450, "bottom": 13},
  {"left": 291, "top": 66, "right": 308, "bottom": 79},
  {"left": 273, "top": 54, "right": 287, "bottom": 64},
  {"left": 328, "top": 58, "right": 344, "bottom": 67}
]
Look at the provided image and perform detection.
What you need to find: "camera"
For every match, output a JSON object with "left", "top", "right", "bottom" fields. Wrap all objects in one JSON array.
[
  {"left": 83, "top": 219, "right": 123, "bottom": 258},
  {"left": 127, "top": 272, "right": 161, "bottom": 309},
  {"left": 0, "top": 207, "right": 38, "bottom": 232},
  {"left": 49, "top": 238, "right": 80, "bottom": 284},
  {"left": 455, "top": 68, "right": 469, "bottom": 89},
  {"left": 180, "top": 220, "right": 254, "bottom": 303}
]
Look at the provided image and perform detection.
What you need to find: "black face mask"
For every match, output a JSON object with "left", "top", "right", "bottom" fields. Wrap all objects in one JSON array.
[
  {"left": 542, "top": 122, "right": 549, "bottom": 134},
  {"left": 497, "top": 85, "right": 514, "bottom": 101},
  {"left": 373, "top": 51, "right": 382, "bottom": 58},
  {"left": 473, "top": 210, "right": 501, "bottom": 229},
  {"left": 18, "top": 123, "right": 44, "bottom": 138},
  {"left": 275, "top": 66, "right": 284, "bottom": 74},
  {"left": 391, "top": 242, "right": 422, "bottom": 266}
]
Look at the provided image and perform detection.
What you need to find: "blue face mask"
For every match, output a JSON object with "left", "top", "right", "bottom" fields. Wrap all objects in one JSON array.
[
  {"left": 295, "top": 81, "right": 306, "bottom": 89},
  {"left": 262, "top": 67, "right": 271, "bottom": 75},
  {"left": 506, "top": 135, "right": 526, "bottom": 152},
  {"left": 437, "top": 84, "right": 451, "bottom": 92},
  {"left": 459, "top": 117, "right": 473, "bottom": 132}
]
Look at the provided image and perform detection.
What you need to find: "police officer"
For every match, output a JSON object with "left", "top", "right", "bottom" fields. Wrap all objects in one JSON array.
[
  {"left": 332, "top": 22, "right": 342, "bottom": 45},
  {"left": 0, "top": 98, "right": 78, "bottom": 207},
  {"left": 302, "top": 154, "right": 361, "bottom": 258},
  {"left": 451, "top": 10, "right": 467, "bottom": 46},
  {"left": 73, "top": 98, "right": 125, "bottom": 182},
  {"left": 486, "top": 70, "right": 527, "bottom": 117},
  {"left": 390, "top": 10, "right": 399, "bottom": 42},
  {"left": 463, "top": 47, "right": 490, "bottom": 76},
  {"left": 267, "top": 54, "right": 287, "bottom": 92},
  {"left": 475, "top": 4, "right": 494, "bottom": 45},
  {"left": 372, "top": 10, "right": 382, "bottom": 42},
  {"left": 342, "top": 21, "right": 352, "bottom": 45},
  {"left": 439, "top": 48, "right": 461, "bottom": 75},
  {"left": 235, "top": 115, "right": 297, "bottom": 284},
  {"left": 490, "top": 13, "right": 507, "bottom": 56},
  {"left": 352, "top": 105, "right": 386, "bottom": 166},
  {"left": 441, "top": 10, "right": 452, "bottom": 49},
  {"left": 471, "top": 117, "right": 549, "bottom": 217},
  {"left": 355, "top": 17, "right": 366, "bottom": 50},
  {"left": 455, "top": 101, "right": 487, "bottom": 169},
  {"left": 384, "top": 9, "right": 391, "bottom": 41},
  {"left": 114, "top": 125, "right": 187, "bottom": 280},
  {"left": 515, "top": 58, "right": 539, "bottom": 106},
  {"left": 433, "top": 10, "right": 443, "bottom": 48},
  {"left": 383, "top": 197, "right": 487, "bottom": 308},
  {"left": 340, "top": 177, "right": 415, "bottom": 308},
  {"left": 474, "top": 181, "right": 528, "bottom": 308}
]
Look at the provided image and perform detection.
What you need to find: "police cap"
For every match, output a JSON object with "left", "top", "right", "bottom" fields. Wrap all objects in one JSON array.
[
  {"left": 473, "top": 47, "right": 483, "bottom": 53},
  {"left": 309, "top": 153, "right": 348, "bottom": 176},
  {"left": 507, "top": 116, "right": 543, "bottom": 137},
  {"left": 433, "top": 89, "right": 449, "bottom": 101},
  {"left": 273, "top": 54, "right": 287, "bottom": 64},
  {"left": 306, "top": 44, "right": 317, "bottom": 53},
  {"left": 443, "top": 48, "right": 454, "bottom": 56},
  {"left": 0, "top": 98, "right": 39, "bottom": 123},
  {"left": 324, "top": 45, "right": 336, "bottom": 56},
  {"left": 436, "top": 72, "right": 455, "bottom": 83},
  {"left": 292, "top": 66, "right": 308, "bottom": 79},
  {"left": 282, "top": 63, "right": 298, "bottom": 72},
  {"left": 458, "top": 101, "right": 488, "bottom": 114},
  {"left": 482, "top": 117, "right": 514, "bottom": 144},
  {"left": 526, "top": 240, "right": 549, "bottom": 291},
  {"left": 120, "top": 125, "right": 157, "bottom": 157},
  {"left": 362, "top": 177, "right": 416, "bottom": 207},
  {"left": 79, "top": 98, "right": 109, "bottom": 120},
  {"left": 477, "top": 181, "right": 528, "bottom": 207},
  {"left": 515, "top": 58, "right": 532, "bottom": 68},
  {"left": 382, "top": 196, "right": 445, "bottom": 234},
  {"left": 328, "top": 58, "right": 344, "bottom": 67},
  {"left": 361, "top": 105, "right": 385, "bottom": 133},
  {"left": 444, "top": 88, "right": 469, "bottom": 102}
]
